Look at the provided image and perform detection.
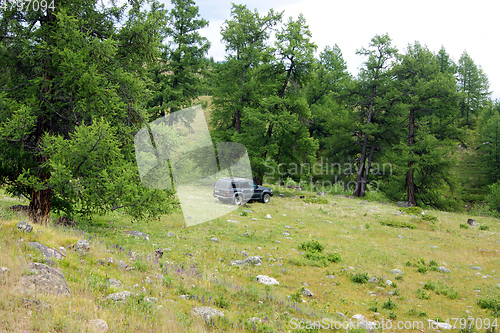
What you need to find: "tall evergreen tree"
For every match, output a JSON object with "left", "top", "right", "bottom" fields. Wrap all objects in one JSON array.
[
  {"left": 390, "top": 42, "right": 461, "bottom": 208},
  {"left": 351, "top": 34, "right": 398, "bottom": 198},
  {"left": 147, "top": 0, "right": 210, "bottom": 117},
  {"left": 0, "top": 0, "right": 173, "bottom": 222},
  {"left": 457, "top": 50, "right": 490, "bottom": 127}
]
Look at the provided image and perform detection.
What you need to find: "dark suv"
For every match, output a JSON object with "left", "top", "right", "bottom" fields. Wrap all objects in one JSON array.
[{"left": 213, "top": 177, "right": 273, "bottom": 205}]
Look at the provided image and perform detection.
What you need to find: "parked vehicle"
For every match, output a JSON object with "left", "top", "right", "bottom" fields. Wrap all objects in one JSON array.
[{"left": 213, "top": 177, "right": 273, "bottom": 205}]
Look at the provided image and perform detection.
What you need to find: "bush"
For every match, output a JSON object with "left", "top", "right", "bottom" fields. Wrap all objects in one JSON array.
[
  {"left": 402, "top": 207, "right": 423, "bottom": 215},
  {"left": 351, "top": 273, "right": 369, "bottom": 284},
  {"left": 459, "top": 224, "right": 469, "bottom": 229},
  {"left": 380, "top": 220, "right": 417, "bottom": 229},
  {"left": 214, "top": 295, "right": 230, "bottom": 309},
  {"left": 299, "top": 240, "right": 324, "bottom": 253},
  {"left": 421, "top": 214, "right": 438, "bottom": 223},
  {"left": 477, "top": 294, "right": 500, "bottom": 315},
  {"left": 382, "top": 298, "right": 397, "bottom": 310},
  {"left": 479, "top": 225, "right": 490, "bottom": 230}
]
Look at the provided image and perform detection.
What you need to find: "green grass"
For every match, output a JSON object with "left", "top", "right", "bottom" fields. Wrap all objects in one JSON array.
[{"left": 2, "top": 185, "right": 500, "bottom": 332}]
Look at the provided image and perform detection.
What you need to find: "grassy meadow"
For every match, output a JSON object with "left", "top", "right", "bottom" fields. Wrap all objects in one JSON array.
[{"left": 1, "top": 186, "right": 500, "bottom": 332}]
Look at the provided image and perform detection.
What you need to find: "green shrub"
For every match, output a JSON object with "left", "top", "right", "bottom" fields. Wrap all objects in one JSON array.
[
  {"left": 162, "top": 276, "right": 173, "bottom": 287},
  {"left": 417, "top": 265, "right": 428, "bottom": 273},
  {"left": 214, "top": 295, "right": 230, "bottom": 309},
  {"left": 240, "top": 210, "right": 248, "bottom": 217},
  {"left": 299, "top": 240, "right": 324, "bottom": 253},
  {"left": 459, "top": 224, "right": 469, "bottom": 229},
  {"left": 351, "top": 273, "right": 369, "bottom": 284},
  {"left": 382, "top": 298, "right": 397, "bottom": 310},
  {"left": 290, "top": 288, "right": 303, "bottom": 303},
  {"left": 325, "top": 252, "right": 341, "bottom": 263},
  {"left": 416, "top": 288, "right": 431, "bottom": 300},
  {"left": 421, "top": 214, "right": 438, "bottom": 222},
  {"left": 477, "top": 294, "right": 500, "bottom": 315},
  {"left": 479, "top": 225, "right": 490, "bottom": 230},
  {"left": 402, "top": 207, "right": 423, "bottom": 215},
  {"left": 380, "top": 220, "right": 417, "bottom": 229},
  {"left": 304, "top": 197, "right": 328, "bottom": 204},
  {"left": 424, "top": 280, "right": 459, "bottom": 299}
]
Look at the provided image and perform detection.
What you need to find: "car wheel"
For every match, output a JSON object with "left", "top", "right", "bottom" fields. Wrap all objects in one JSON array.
[
  {"left": 262, "top": 193, "right": 271, "bottom": 203},
  {"left": 233, "top": 194, "right": 242, "bottom": 205}
]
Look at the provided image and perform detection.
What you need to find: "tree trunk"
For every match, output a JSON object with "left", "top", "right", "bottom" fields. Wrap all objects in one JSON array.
[
  {"left": 406, "top": 108, "right": 416, "bottom": 206},
  {"left": 360, "top": 136, "right": 379, "bottom": 196},
  {"left": 29, "top": 8, "right": 55, "bottom": 224}
]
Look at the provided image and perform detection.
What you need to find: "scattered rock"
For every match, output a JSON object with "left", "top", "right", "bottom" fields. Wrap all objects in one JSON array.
[
  {"left": 190, "top": 306, "right": 224, "bottom": 323},
  {"left": 21, "top": 262, "right": 70, "bottom": 296},
  {"left": 302, "top": 288, "right": 314, "bottom": 297},
  {"left": 16, "top": 221, "right": 33, "bottom": 233},
  {"left": 105, "top": 257, "right": 115, "bottom": 264},
  {"left": 467, "top": 219, "right": 477, "bottom": 226},
  {"left": 284, "top": 225, "right": 292, "bottom": 229},
  {"left": 246, "top": 317, "right": 263, "bottom": 324},
  {"left": 244, "top": 256, "right": 262, "bottom": 265},
  {"left": 227, "top": 219, "right": 239, "bottom": 223},
  {"left": 397, "top": 201, "right": 414, "bottom": 208},
  {"left": 326, "top": 275, "right": 335, "bottom": 279},
  {"left": 167, "top": 231, "right": 175, "bottom": 237},
  {"left": 0, "top": 267, "right": 9, "bottom": 274},
  {"left": 28, "top": 242, "right": 64, "bottom": 260},
  {"left": 210, "top": 237, "right": 218, "bottom": 243},
  {"left": 282, "top": 232, "right": 290, "bottom": 236},
  {"left": 438, "top": 266, "right": 451, "bottom": 273},
  {"left": 106, "top": 291, "right": 133, "bottom": 302},
  {"left": 54, "top": 216, "right": 77, "bottom": 227},
  {"left": 256, "top": 275, "right": 279, "bottom": 285},
  {"left": 74, "top": 239, "right": 90, "bottom": 254},
  {"left": 10, "top": 205, "right": 29, "bottom": 212},
  {"left": 145, "top": 297, "right": 158, "bottom": 303},
  {"left": 117, "top": 260, "right": 128, "bottom": 269},
  {"left": 368, "top": 277, "right": 379, "bottom": 283},
  {"left": 21, "top": 298, "right": 51, "bottom": 311},
  {"left": 107, "top": 278, "right": 123, "bottom": 288},
  {"left": 352, "top": 314, "right": 364, "bottom": 321},
  {"left": 265, "top": 214, "right": 272, "bottom": 219},
  {"left": 242, "top": 210, "right": 253, "bottom": 213},
  {"left": 471, "top": 266, "right": 482, "bottom": 271},
  {"left": 154, "top": 248, "right": 163, "bottom": 259},
  {"left": 250, "top": 218, "right": 257, "bottom": 221},
  {"left": 88, "top": 319, "right": 108, "bottom": 332},
  {"left": 390, "top": 269, "right": 404, "bottom": 275},
  {"left": 242, "top": 232, "right": 251, "bottom": 237},
  {"left": 125, "top": 230, "right": 149, "bottom": 240},
  {"left": 385, "top": 280, "right": 393, "bottom": 286}
]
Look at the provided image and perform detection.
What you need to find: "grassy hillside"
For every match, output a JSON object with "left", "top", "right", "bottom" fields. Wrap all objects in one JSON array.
[{"left": 1, "top": 186, "right": 500, "bottom": 332}]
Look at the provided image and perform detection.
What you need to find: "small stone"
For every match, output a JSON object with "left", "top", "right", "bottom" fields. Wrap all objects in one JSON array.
[
  {"left": 385, "top": 280, "right": 393, "bottom": 286},
  {"left": 117, "top": 260, "right": 128, "bottom": 269},
  {"left": 167, "top": 231, "right": 175, "bottom": 237},
  {"left": 125, "top": 231, "right": 149, "bottom": 241},
  {"left": 107, "top": 278, "right": 123, "bottom": 288},
  {"left": 302, "top": 288, "right": 314, "bottom": 297},
  {"left": 190, "top": 306, "right": 224, "bottom": 323},
  {"left": 210, "top": 237, "right": 218, "bottom": 242},
  {"left": 0, "top": 267, "right": 9, "bottom": 274},
  {"left": 471, "top": 266, "right": 482, "bottom": 271},
  {"left": 244, "top": 256, "right": 262, "bottom": 265},
  {"left": 255, "top": 275, "right": 279, "bottom": 285},
  {"left": 106, "top": 291, "right": 132, "bottom": 301},
  {"left": 227, "top": 219, "right": 239, "bottom": 223},
  {"left": 16, "top": 221, "right": 33, "bottom": 233},
  {"left": 246, "top": 317, "right": 263, "bottom": 324},
  {"left": 326, "top": 275, "right": 335, "bottom": 279},
  {"left": 88, "top": 319, "right": 108, "bottom": 332},
  {"left": 368, "top": 277, "right": 379, "bottom": 283},
  {"left": 438, "top": 266, "right": 451, "bottom": 273},
  {"left": 282, "top": 232, "right": 290, "bottom": 236},
  {"left": 265, "top": 214, "right": 272, "bottom": 219},
  {"left": 251, "top": 218, "right": 257, "bottom": 221},
  {"left": 398, "top": 235, "right": 403, "bottom": 239},
  {"left": 74, "top": 239, "right": 90, "bottom": 254},
  {"left": 390, "top": 269, "right": 404, "bottom": 275},
  {"left": 467, "top": 219, "right": 477, "bottom": 226},
  {"left": 284, "top": 225, "right": 292, "bottom": 229},
  {"left": 145, "top": 297, "right": 158, "bottom": 303}
]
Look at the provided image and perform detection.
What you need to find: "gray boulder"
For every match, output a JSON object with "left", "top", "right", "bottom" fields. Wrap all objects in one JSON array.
[
  {"left": 368, "top": 277, "right": 379, "bottom": 283},
  {"left": 244, "top": 256, "right": 262, "bottom": 265},
  {"left": 397, "top": 201, "right": 415, "bottom": 208},
  {"left": 256, "top": 275, "right": 279, "bottom": 285},
  {"left": 467, "top": 219, "right": 477, "bottom": 226},
  {"left": 107, "top": 278, "right": 123, "bottom": 288},
  {"left": 21, "top": 262, "right": 70, "bottom": 296},
  {"left": 438, "top": 266, "right": 451, "bottom": 273},
  {"left": 74, "top": 239, "right": 90, "bottom": 254},
  {"left": 22, "top": 298, "right": 52, "bottom": 311},
  {"left": 190, "top": 306, "right": 224, "bottom": 323},
  {"left": 88, "top": 319, "right": 108, "bottom": 332},
  {"left": 125, "top": 230, "right": 149, "bottom": 240},
  {"left": 16, "top": 221, "right": 33, "bottom": 233},
  {"left": 28, "top": 242, "right": 64, "bottom": 260},
  {"left": 302, "top": 288, "right": 314, "bottom": 297},
  {"left": 106, "top": 291, "right": 133, "bottom": 301},
  {"left": 390, "top": 269, "right": 404, "bottom": 275}
]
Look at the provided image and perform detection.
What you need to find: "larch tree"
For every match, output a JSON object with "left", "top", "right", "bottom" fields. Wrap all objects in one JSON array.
[{"left": 0, "top": 0, "right": 175, "bottom": 222}]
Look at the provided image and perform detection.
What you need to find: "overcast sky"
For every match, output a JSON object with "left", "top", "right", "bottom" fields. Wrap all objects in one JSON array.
[{"left": 164, "top": 0, "right": 500, "bottom": 100}]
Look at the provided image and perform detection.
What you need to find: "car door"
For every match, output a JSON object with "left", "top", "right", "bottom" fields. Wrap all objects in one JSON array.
[{"left": 250, "top": 181, "right": 262, "bottom": 200}]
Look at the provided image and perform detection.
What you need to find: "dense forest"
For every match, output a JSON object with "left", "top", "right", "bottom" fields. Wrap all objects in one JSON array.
[{"left": 1, "top": 0, "right": 499, "bottom": 223}]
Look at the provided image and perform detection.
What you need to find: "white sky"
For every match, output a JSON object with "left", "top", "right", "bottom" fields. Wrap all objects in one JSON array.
[{"left": 163, "top": 0, "right": 500, "bottom": 100}]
